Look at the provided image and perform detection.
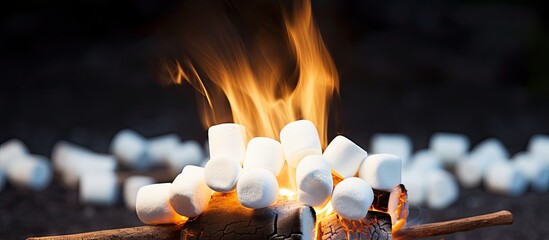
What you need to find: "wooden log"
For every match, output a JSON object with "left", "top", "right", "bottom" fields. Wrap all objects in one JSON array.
[
  {"left": 27, "top": 225, "right": 182, "bottom": 240},
  {"left": 181, "top": 192, "right": 316, "bottom": 239},
  {"left": 393, "top": 210, "right": 513, "bottom": 239},
  {"left": 316, "top": 211, "right": 393, "bottom": 240}
]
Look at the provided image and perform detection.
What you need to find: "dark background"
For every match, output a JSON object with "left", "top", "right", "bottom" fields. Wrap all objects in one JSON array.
[{"left": 1, "top": 0, "right": 549, "bottom": 239}]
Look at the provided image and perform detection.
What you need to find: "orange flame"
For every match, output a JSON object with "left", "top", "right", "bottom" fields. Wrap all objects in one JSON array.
[{"left": 168, "top": 0, "right": 339, "bottom": 147}]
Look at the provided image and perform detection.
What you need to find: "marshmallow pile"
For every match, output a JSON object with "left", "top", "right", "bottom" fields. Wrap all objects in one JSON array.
[
  {"left": 135, "top": 120, "right": 406, "bottom": 224},
  {"left": 0, "top": 139, "right": 52, "bottom": 192},
  {"left": 394, "top": 132, "right": 549, "bottom": 210}
]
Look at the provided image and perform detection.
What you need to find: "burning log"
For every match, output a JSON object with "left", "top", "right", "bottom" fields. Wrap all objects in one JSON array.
[
  {"left": 180, "top": 192, "right": 315, "bottom": 239},
  {"left": 316, "top": 211, "right": 393, "bottom": 240}
]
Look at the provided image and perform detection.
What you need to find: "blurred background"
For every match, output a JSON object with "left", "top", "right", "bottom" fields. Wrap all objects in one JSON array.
[{"left": 1, "top": 0, "right": 549, "bottom": 239}]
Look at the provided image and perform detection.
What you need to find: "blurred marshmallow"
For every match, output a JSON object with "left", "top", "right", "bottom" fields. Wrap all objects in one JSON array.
[
  {"left": 124, "top": 176, "right": 155, "bottom": 211},
  {"left": 426, "top": 169, "right": 459, "bottom": 209},
  {"left": 148, "top": 134, "right": 181, "bottom": 165},
  {"left": 455, "top": 138, "right": 508, "bottom": 188},
  {"left": 408, "top": 150, "right": 443, "bottom": 171},
  {"left": 79, "top": 171, "right": 118, "bottom": 206},
  {"left": 401, "top": 169, "right": 427, "bottom": 205},
  {"left": 110, "top": 129, "right": 149, "bottom": 169},
  {"left": 296, "top": 155, "right": 333, "bottom": 207},
  {"left": 331, "top": 177, "right": 374, "bottom": 220},
  {"left": 208, "top": 123, "right": 247, "bottom": 164},
  {"left": 280, "top": 120, "right": 322, "bottom": 168},
  {"left": 236, "top": 168, "right": 278, "bottom": 209},
  {"left": 243, "top": 137, "right": 285, "bottom": 176},
  {"left": 484, "top": 161, "right": 527, "bottom": 196},
  {"left": 513, "top": 152, "right": 549, "bottom": 193},
  {"left": 204, "top": 156, "right": 242, "bottom": 192},
  {"left": 323, "top": 135, "right": 368, "bottom": 178},
  {"left": 165, "top": 140, "right": 204, "bottom": 174},
  {"left": 6, "top": 154, "right": 52, "bottom": 191},
  {"left": 359, "top": 154, "right": 402, "bottom": 191},
  {"left": 429, "top": 132, "right": 470, "bottom": 164},
  {"left": 528, "top": 134, "right": 549, "bottom": 160},
  {"left": 169, "top": 166, "right": 212, "bottom": 217},
  {"left": 370, "top": 134, "right": 412, "bottom": 166},
  {"left": 136, "top": 183, "right": 184, "bottom": 224},
  {"left": 0, "top": 139, "right": 28, "bottom": 169},
  {"left": 60, "top": 150, "right": 117, "bottom": 189}
]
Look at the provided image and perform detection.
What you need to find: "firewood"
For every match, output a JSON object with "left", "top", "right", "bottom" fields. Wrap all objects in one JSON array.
[
  {"left": 316, "top": 211, "right": 393, "bottom": 240},
  {"left": 180, "top": 192, "right": 316, "bottom": 239},
  {"left": 26, "top": 225, "right": 182, "bottom": 240}
]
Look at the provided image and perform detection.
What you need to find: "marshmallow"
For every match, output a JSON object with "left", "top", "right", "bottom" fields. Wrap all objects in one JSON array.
[
  {"left": 429, "top": 133, "right": 470, "bottom": 164},
  {"left": 426, "top": 169, "right": 459, "bottom": 209},
  {"left": 79, "top": 171, "right": 118, "bottom": 206},
  {"left": 204, "top": 155, "right": 242, "bottom": 192},
  {"left": 0, "top": 139, "right": 28, "bottom": 169},
  {"left": 528, "top": 134, "right": 549, "bottom": 161},
  {"left": 296, "top": 155, "right": 333, "bottom": 207},
  {"left": 484, "top": 161, "right": 527, "bottom": 196},
  {"left": 52, "top": 141, "right": 93, "bottom": 173},
  {"left": 331, "top": 177, "right": 374, "bottom": 220},
  {"left": 236, "top": 168, "right": 278, "bottom": 209},
  {"left": 470, "top": 138, "right": 509, "bottom": 160},
  {"left": 409, "top": 149, "right": 443, "bottom": 171},
  {"left": 110, "top": 129, "right": 149, "bottom": 169},
  {"left": 165, "top": 140, "right": 204, "bottom": 174},
  {"left": 208, "top": 123, "right": 247, "bottom": 164},
  {"left": 280, "top": 120, "right": 322, "bottom": 167},
  {"left": 370, "top": 134, "right": 412, "bottom": 166},
  {"left": 455, "top": 138, "right": 508, "bottom": 188},
  {"left": 60, "top": 150, "right": 117, "bottom": 189},
  {"left": 323, "top": 135, "right": 368, "bottom": 178},
  {"left": 359, "top": 154, "right": 402, "bottom": 191},
  {"left": 243, "top": 137, "right": 285, "bottom": 176},
  {"left": 6, "top": 154, "right": 52, "bottom": 191},
  {"left": 148, "top": 134, "right": 181, "bottom": 164},
  {"left": 401, "top": 169, "right": 427, "bottom": 205},
  {"left": 136, "top": 183, "right": 184, "bottom": 224},
  {"left": 123, "top": 176, "right": 155, "bottom": 211},
  {"left": 169, "top": 166, "right": 212, "bottom": 217},
  {"left": 513, "top": 153, "right": 549, "bottom": 193}
]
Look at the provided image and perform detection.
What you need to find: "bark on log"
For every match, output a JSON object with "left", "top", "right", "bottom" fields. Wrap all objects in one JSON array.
[
  {"left": 181, "top": 192, "right": 316, "bottom": 239},
  {"left": 316, "top": 211, "right": 393, "bottom": 240},
  {"left": 27, "top": 225, "right": 182, "bottom": 240}
]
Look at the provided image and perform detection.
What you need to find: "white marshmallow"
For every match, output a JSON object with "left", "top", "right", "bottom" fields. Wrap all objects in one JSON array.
[
  {"left": 165, "top": 140, "right": 204, "bottom": 174},
  {"left": 169, "top": 166, "right": 212, "bottom": 217},
  {"left": 429, "top": 133, "right": 470, "bottom": 164},
  {"left": 136, "top": 183, "right": 184, "bottom": 224},
  {"left": 323, "top": 135, "right": 368, "bottom": 178},
  {"left": 401, "top": 169, "right": 427, "bottom": 205},
  {"left": 236, "top": 168, "right": 278, "bottom": 209},
  {"left": 243, "top": 137, "right": 285, "bottom": 176},
  {"left": 208, "top": 123, "right": 247, "bottom": 164},
  {"left": 79, "top": 171, "right": 118, "bottom": 206},
  {"left": 6, "top": 154, "right": 52, "bottom": 191},
  {"left": 0, "top": 139, "right": 28, "bottom": 169},
  {"left": 426, "top": 169, "right": 459, "bottom": 209},
  {"left": 528, "top": 134, "right": 549, "bottom": 161},
  {"left": 204, "top": 156, "right": 242, "bottom": 192},
  {"left": 484, "top": 161, "right": 527, "bottom": 196},
  {"left": 470, "top": 138, "right": 509, "bottom": 160},
  {"left": 52, "top": 141, "right": 93, "bottom": 173},
  {"left": 279, "top": 120, "right": 322, "bottom": 168},
  {"left": 61, "top": 150, "right": 117, "bottom": 189},
  {"left": 409, "top": 149, "right": 443, "bottom": 171},
  {"left": 359, "top": 154, "right": 402, "bottom": 191},
  {"left": 148, "top": 134, "right": 181, "bottom": 165},
  {"left": 331, "top": 177, "right": 374, "bottom": 220},
  {"left": 296, "top": 155, "right": 333, "bottom": 207},
  {"left": 513, "top": 153, "right": 549, "bottom": 193},
  {"left": 123, "top": 176, "right": 155, "bottom": 211},
  {"left": 370, "top": 134, "right": 412, "bottom": 166},
  {"left": 110, "top": 129, "right": 149, "bottom": 169},
  {"left": 454, "top": 138, "right": 508, "bottom": 188}
]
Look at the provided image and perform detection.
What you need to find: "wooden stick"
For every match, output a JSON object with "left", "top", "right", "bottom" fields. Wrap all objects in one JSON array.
[
  {"left": 393, "top": 210, "right": 513, "bottom": 239},
  {"left": 27, "top": 225, "right": 182, "bottom": 240}
]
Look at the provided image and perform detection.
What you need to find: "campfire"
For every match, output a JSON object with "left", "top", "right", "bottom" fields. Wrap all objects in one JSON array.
[{"left": 26, "top": 0, "right": 514, "bottom": 239}]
